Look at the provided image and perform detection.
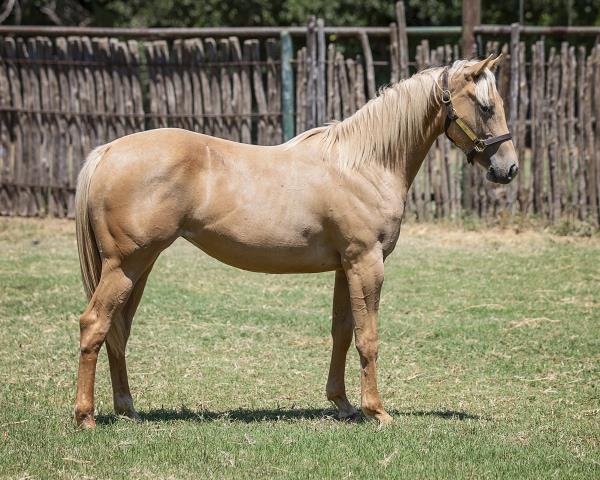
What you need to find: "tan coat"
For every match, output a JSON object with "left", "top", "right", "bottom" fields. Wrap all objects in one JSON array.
[{"left": 74, "top": 56, "right": 517, "bottom": 428}]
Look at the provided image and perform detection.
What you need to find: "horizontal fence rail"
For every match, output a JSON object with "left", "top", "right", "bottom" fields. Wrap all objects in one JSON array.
[
  {"left": 2, "top": 24, "right": 600, "bottom": 39},
  {"left": 0, "top": 15, "right": 599, "bottom": 226},
  {"left": 0, "top": 25, "right": 463, "bottom": 39},
  {"left": 476, "top": 25, "right": 600, "bottom": 35}
]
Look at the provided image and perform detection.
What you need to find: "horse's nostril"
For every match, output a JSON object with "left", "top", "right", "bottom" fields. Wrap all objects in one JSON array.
[{"left": 508, "top": 164, "right": 519, "bottom": 178}]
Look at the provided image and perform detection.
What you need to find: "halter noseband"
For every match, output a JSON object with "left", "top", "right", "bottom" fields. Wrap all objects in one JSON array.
[{"left": 440, "top": 68, "right": 512, "bottom": 164}]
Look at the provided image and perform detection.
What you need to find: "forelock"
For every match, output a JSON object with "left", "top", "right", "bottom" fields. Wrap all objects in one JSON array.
[
  {"left": 449, "top": 59, "right": 497, "bottom": 106},
  {"left": 474, "top": 69, "right": 496, "bottom": 106}
]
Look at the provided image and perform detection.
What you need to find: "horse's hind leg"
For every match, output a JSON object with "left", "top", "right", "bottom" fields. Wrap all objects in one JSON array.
[
  {"left": 326, "top": 270, "right": 359, "bottom": 419},
  {"left": 106, "top": 262, "right": 155, "bottom": 420},
  {"left": 74, "top": 262, "right": 136, "bottom": 428}
]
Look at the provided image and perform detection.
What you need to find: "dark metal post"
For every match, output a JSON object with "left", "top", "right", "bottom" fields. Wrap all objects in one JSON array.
[{"left": 280, "top": 31, "right": 295, "bottom": 141}]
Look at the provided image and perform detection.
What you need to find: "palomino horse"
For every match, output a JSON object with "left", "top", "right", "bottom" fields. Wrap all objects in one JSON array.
[{"left": 74, "top": 55, "right": 518, "bottom": 428}]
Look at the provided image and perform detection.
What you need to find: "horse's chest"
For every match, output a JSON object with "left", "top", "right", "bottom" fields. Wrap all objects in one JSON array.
[
  {"left": 381, "top": 224, "right": 402, "bottom": 257},
  {"left": 379, "top": 210, "right": 404, "bottom": 258}
]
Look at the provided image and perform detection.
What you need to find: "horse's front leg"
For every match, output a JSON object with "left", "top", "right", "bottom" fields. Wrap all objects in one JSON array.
[
  {"left": 326, "top": 269, "right": 359, "bottom": 420},
  {"left": 343, "top": 248, "right": 392, "bottom": 426}
]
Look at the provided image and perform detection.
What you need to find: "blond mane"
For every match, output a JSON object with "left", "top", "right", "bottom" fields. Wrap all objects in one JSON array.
[{"left": 284, "top": 60, "right": 497, "bottom": 171}]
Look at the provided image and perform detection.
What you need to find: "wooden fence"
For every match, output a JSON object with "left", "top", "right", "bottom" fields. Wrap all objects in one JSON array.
[
  {"left": 0, "top": 35, "right": 282, "bottom": 216},
  {"left": 1, "top": 15, "right": 599, "bottom": 226}
]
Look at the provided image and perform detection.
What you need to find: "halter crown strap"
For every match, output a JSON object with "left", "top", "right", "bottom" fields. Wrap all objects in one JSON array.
[{"left": 440, "top": 67, "right": 512, "bottom": 164}]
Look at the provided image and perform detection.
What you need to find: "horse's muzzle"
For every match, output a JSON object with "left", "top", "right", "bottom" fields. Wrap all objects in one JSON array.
[{"left": 487, "top": 163, "right": 518, "bottom": 184}]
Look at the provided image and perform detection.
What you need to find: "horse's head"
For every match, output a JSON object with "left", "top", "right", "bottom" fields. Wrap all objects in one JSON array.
[{"left": 441, "top": 55, "right": 519, "bottom": 184}]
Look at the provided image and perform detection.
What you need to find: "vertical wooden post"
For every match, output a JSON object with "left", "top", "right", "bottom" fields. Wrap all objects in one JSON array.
[
  {"left": 462, "top": 0, "right": 481, "bottom": 58},
  {"left": 577, "top": 46, "right": 587, "bottom": 220},
  {"left": 218, "top": 39, "right": 232, "bottom": 140},
  {"left": 359, "top": 30, "right": 376, "bottom": 99},
  {"left": 548, "top": 48, "right": 561, "bottom": 223},
  {"left": 509, "top": 23, "right": 520, "bottom": 133},
  {"left": 250, "top": 40, "right": 268, "bottom": 145},
  {"left": 266, "top": 38, "right": 281, "bottom": 145},
  {"left": 594, "top": 46, "right": 600, "bottom": 224},
  {"left": 558, "top": 42, "right": 569, "bottom": 215},
  {"left": 354, "top": 55, "right": 366, "bottom": 107},
  {"left": 462, "top": 0, "right": 480, "bottom": 214},
  {"left": 280, "top": 31, "right": 294, "bottom": 141},
  {"left": 345, "top": 57, "right": 356, "bottom": 115},
  {"left": 228, "top": 37, "right": 243, "bottom": 142},
  {"left": 337, "top": 51, "right": 351, "bottom": 119},
  {"left": 395, "top": 1, "right": 409, "bottom": 79},
  {"left": 326, "top": 43, "right": 336, "bottom": 121},
  {"left": 567, "top": 46, "right": 578, "bottom": 217},
  {"left": 229, "top": 37, "right": 243, "bottom": 142},
  {"left": 240, "top": 40, "right": 252, "bottom": 143},
  {"left": 508, "top": 23, "right": 521, "bottom": 215},
  {"left": 533, "top": 40, "right": 546, "bottom": 216},
  {"left": 389, "top": 23, "right": 399, "bottom": 83},
  {"left": 296, "top": 47, "right": 307, "bottom": 133}
]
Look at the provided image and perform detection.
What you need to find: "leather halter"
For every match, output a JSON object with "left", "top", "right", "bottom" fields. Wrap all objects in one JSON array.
[{"left": 440, "top": 68, "right": 512, "bottom": 164}]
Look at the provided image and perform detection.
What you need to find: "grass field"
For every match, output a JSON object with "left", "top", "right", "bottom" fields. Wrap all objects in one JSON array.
[{"left": 0, "top": 218, "right": 598, "bottom": 479}]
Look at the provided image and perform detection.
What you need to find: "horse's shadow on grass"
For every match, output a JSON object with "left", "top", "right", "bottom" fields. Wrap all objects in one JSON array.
[{"left": 97, "top": 406, "right": 487, "bottom": 425}]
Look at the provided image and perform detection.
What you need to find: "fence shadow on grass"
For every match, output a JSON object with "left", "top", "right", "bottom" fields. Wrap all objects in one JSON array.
[{"left": 96, "top": 406, "right": 486, "bottom": 425}]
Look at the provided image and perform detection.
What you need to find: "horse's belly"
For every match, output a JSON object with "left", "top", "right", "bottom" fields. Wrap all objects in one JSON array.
[{"left": 181, "top": 227, "right": 341, "bottom": 274}]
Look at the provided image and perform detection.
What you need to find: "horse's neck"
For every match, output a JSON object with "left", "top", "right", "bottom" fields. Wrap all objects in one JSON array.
[
  {"left": 342, "top": 98, "right": 443, "bottom": 214},
  {"left": 362, "top": 87, "right": 443, "bottom": 193},
  {"left": 301, "top": 73, "right": 445, "bottom": 200},
  {"left": 401, "top": 102, "right": 444, "bottom": 188}
]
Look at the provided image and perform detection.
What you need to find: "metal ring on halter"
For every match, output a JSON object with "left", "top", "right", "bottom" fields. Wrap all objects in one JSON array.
[{"left": 474, "top": 139, "right": 487, "bottom": 153}]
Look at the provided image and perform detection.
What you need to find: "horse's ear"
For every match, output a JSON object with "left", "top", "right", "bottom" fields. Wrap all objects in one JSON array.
[
  {"left": 488, "top": 53, "right": 504, "bottom": 71},
  {"left": 464, "top": 54, "right": 495, "bottom": 80}
]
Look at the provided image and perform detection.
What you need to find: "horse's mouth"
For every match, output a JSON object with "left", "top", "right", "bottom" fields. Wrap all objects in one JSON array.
[{"left": 486, "top": 166, "right": 516, "bottom": 184}]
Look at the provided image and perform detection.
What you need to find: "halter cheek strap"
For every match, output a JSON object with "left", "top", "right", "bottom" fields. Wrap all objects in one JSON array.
[{"left": 440, "top": 68, "right": 512, "bottom": 164}]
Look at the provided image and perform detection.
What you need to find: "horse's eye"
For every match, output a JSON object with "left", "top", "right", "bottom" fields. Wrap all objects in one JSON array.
[{"left": 480, "top": 104, "right": 493, "bottom": 115}]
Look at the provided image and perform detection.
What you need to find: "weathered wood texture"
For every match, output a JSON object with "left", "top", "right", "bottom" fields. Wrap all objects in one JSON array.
[{"left": 0, "top": 35, "right": 282, "bottom": 216}]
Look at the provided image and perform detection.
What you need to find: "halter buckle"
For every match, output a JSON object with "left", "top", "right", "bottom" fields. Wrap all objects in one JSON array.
[
  {"left": 474, "top": 139, "right": 486, "bottom": 153},
  {"left": 441, "top": 90, "right": 451, "bottom": 104}
]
